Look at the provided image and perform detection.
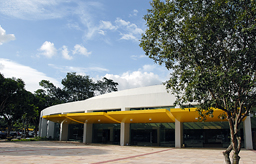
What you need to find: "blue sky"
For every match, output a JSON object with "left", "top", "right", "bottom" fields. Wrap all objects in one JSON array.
[{"left": 0, "top": 0, "right": 170, "bottom": 92}]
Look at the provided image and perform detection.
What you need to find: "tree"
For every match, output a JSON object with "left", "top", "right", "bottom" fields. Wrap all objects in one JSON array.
[
  {"left": 21, "top": 91, "right": 39, "bottom": 138},
  {"left": 0, "top": 73, "right": 26, "bottom": 137},
  {"left": 62, "top": 72, "right": 95, "bottom": 101},
  {"left": 40, "top": 72, "right": 119, "bottom": 103},
  {"left": 39, "top": 80, "right": 68, "bottom": 104},
  {"left": 140, "top": 0, "right": 256, "bottom": 163},
  {"left": 33, "top": 89, "right": 58, "bottom": 137},
  {"left": 95, "top": 77, "right": 118, "bottom": 95}
]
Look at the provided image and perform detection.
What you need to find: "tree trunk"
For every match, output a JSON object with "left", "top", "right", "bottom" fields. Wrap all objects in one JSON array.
[
  {"left": 232, "top": 152, "right": 240, "bottom": 164},
  {"left": 7, "top": 123, "right": 11, "bottom": 137},
  {"left": 232, "top": 136, "right": 241, "bottom": 164},
  {"left": 223, "top": 144, "right": 232, "bottom": 164}
]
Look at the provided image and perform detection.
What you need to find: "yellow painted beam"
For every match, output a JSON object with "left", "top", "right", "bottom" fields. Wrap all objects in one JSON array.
[
  {"left": 107, "top": 109, "right": 175, "bottom": 123},
  {"left": 43, "top": 108, "right": 242, "bottom": 124},
  {"left": 66, "top": 112, "right": 120, "bottom": 124},
  {"left": 42, "top": 114, "right": 68, "bottom": 123},
  {"left": 171, "top": 108, "right": 228, "bottom": 122}
]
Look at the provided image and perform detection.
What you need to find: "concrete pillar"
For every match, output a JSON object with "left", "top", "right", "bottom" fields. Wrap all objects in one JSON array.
[
  {"left": 60, "top": 122, "right": 69, "bottom": 141},
  {"left": 83, "top": 123, "right": 92, "bottom": 144},
  {"left": 175, "top": 119, "right": 183, "bottom": 148},
  {"left": 244, "top": 116, "right": 253, "bottom": 149},
  {"left": 120, "top": 107, "right": 130, "bottom": 146},
  {"left": 40, "top": 118, "right": 47, "bottom": 137},
  {"left": 47, "top": 121, "right": 55, "bottom": 139},
  {"left": 121, "top": 123, "right": 130, "bottom": 146},
  {"left": 38, "top": 118, "right": 42, "bottom": 137}
]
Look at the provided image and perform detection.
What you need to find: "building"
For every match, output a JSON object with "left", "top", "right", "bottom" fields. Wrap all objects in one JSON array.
[{"left": 39, "top": 85, "right": 256, "bottom": 149}]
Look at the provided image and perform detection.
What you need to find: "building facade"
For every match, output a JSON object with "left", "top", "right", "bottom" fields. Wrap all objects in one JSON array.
[{"left": 39, "top": 85, "right": 256, "bottom": 149}]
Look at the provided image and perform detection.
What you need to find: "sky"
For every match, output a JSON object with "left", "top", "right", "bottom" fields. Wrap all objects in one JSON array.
[{"left": 0, "top": 0, "right": 170, "bottom": 93}]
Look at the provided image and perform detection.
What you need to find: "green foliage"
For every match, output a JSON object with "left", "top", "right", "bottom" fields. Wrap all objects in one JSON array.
[
  {"left": 9, "top": 137, "right": 45, "bottom": 142},
  {"left": 39, "top": 80, "right": 68, "bottom": 104},
  {"left": 0, "top": 72, "right": 118, "bottom": 140},
  {"left": 0, "top": 73, "right": 26, "bottom": 136},
  {"left": 62, "top": 72, "right": 95, "bottom": 101},
  {"left": 95, "top": 77, "right": 118, "bottom": 95},
  {"left": 140, "top": 0, "right": 256, "bottom": 163},
  {"left": 39, "top": 72, "right": 119, "bottom": 103}
]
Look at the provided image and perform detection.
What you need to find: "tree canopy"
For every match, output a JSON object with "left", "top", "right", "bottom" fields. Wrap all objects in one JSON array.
[
  {"left": 0, "top": 72, "right": 118, "bottom": 138},
  {"left": 140, "top": 0, "right": 256, "bottom": 163},
  {"left": 39, "top": 72, "right": 119, "bottom": 103},
  {"left": 61, "top": 72, "right": 95, "bottom": 101},
  {"left": 0, "top": 73, "right": 26, "bottom": 136}
]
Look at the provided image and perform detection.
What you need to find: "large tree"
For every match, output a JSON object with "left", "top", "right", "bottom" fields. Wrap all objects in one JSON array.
[
  {"left": 140, "top": 0, "right": 256, "bottom": 163},
  {"left": 62, "top": 72, "right": 95, "bottom": 101},
  {"left": 0, "top": 73, "right": 26, "bottom": 137},
  {"left": 40, "top": 72, "right": 119, "bottom": 103},
  {"left": 39, "top": 80, "right": 69, "bottom": 104},
  {"left": 95, "top": 77, "right": 118, "bottom": 95}
]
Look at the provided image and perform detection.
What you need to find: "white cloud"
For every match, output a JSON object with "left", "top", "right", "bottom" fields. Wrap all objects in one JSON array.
[
  {"left": 61, "top": 45, "right": 73, "bottom": 60},
  {"left": 0, "top": 0, "right": 67, "bottom": 20},
  {"left": 133, "top": 9, "right": 138, "bottom": 15},
  {"left": 38, "top": 43, "right": 90, "bottom": 59},
  {"left": 98, "top": 30, "right": 105, "bottom": 35},
  {"left": 128, "top": 23, "right": 144, "bottom": 34},
  {"left": 120, "top": 34, "right": 137, "bottom": 41},
  {"left": 131, "top": 54, "right": 146, "bottom": 60},
  {"left": 0, "top": 58, "right": 60, "bottom": 92},
  {"left": 129, "top": 9, "right": 138, "bottom": 17},
  {"left": 100, "top": 21, "right": 117, "bottom": 30},
  {"left": 115, "top": 18, "right": 130, "bottom": 26},
  {"left": 105, "top": 71, "right": 162, "bottom": 91},
  {"left": 102, "top": 64, "right": 171, "bottom": 91},
  {"left": 48, "top": 64, "right": 109, "bottom": 74},
  {"left": 0, "top": 26, "right": 16, "bottom": 45},
  {"left": 67, "top": 22, "right": 81, "bottom": 31},
  {"left": 38, "top": 41, "right": 57, "bottom": 58},
  {"left": 72, "top": 44, "right": 91, "bottom": 56},
  {"left": 74, "top": 2, "right": 104, "bottom": 40},
  {"left": 141, "top": 64, "right": 157, "bottom": 72},
  {"left": 115, "top": 18, "right": 144, "bottom": 42}
]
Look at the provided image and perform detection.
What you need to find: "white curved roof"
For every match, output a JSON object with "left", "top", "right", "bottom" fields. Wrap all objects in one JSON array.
[{"left": 41, "top": 85, "right": 177, "bottom": 116}]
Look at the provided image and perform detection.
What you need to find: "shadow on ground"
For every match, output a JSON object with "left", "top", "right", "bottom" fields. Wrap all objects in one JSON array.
[{"left": 0, "top": 141, "right": 108, "bottom": 156}]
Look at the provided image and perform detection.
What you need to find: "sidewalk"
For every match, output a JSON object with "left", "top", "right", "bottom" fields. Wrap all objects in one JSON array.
[{"left": 0, "top": 141, "right": 255, "bottom": 164}]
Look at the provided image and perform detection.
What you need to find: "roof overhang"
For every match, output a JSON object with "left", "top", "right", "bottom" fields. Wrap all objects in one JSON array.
[
  {"left": 43, "top": 112, "right": 120, "bottom": 124},
  {"left": 107, "top": 109, "right": 175, "bottom": 123},
  {"left": 43, "top": 108, "right": 232, "bottom": 124},
  {"left": 171, "top": 108, "right": 227, "bottom": 122}
]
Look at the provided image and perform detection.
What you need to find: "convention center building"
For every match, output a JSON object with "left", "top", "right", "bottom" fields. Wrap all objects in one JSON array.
[{"left": 39, "top": 85, "right": 256, "bottom": 149}]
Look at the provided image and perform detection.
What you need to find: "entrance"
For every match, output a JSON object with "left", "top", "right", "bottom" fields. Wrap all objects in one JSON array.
[
  {"left": 183, "top": 122, "right": 244, "bottom": 148},
  {"left": 92, "top": 124, "right": 120, "bottom": 144},
  {"left": 131, "top": 129, "right": 157, "bottom": 146},
  {"left": 252, "top": 129, "right": 256, "bottom": 150},
  {"left": 68, "top": 124, "right": 83, "bottom": 142},
  {"left": 130, "top": 123, "right": 175, "bottom": 147}
]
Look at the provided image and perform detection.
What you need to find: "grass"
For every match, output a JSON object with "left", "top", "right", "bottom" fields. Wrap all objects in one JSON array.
[{"left": 6, "top": 136, "right": 56, "bottom": 142}]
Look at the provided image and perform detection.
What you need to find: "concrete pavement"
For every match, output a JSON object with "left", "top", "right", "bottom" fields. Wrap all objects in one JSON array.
[{"left": 0, "top": 141, "right": 255, "bottom": 164}]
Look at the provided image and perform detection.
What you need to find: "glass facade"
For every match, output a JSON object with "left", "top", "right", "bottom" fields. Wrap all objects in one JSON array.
[
  {"left": 130, "top": 123, "right": 175, "bottom": 147},
  {"left": 92, "top": 123, "right": 120, "bottom": 144},
  {"left": 130, "top": 106, "right": 175, "bottom": 111},
  {"left": 183, "top": 122, "right": 244, "bottom": 148},
  {"left": 52, "top": 109, "right": 252, "bottom": 149},
  {"left": 251, "top": 117, "right": 256, "bottom": 150},
  {"left": 68, "top": 124, "right": 84, "bottom": 142},
  {"left": 63, "top": 121, "right": 246, "bottom": 148},
  {"left": 54, "top": 123, "right": 60, "bottom": 140}
]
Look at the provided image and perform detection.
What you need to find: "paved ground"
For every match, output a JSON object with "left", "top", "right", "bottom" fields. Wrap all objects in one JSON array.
[{"left": 0, "top": 141, "right": 255, "bottom": 164}]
